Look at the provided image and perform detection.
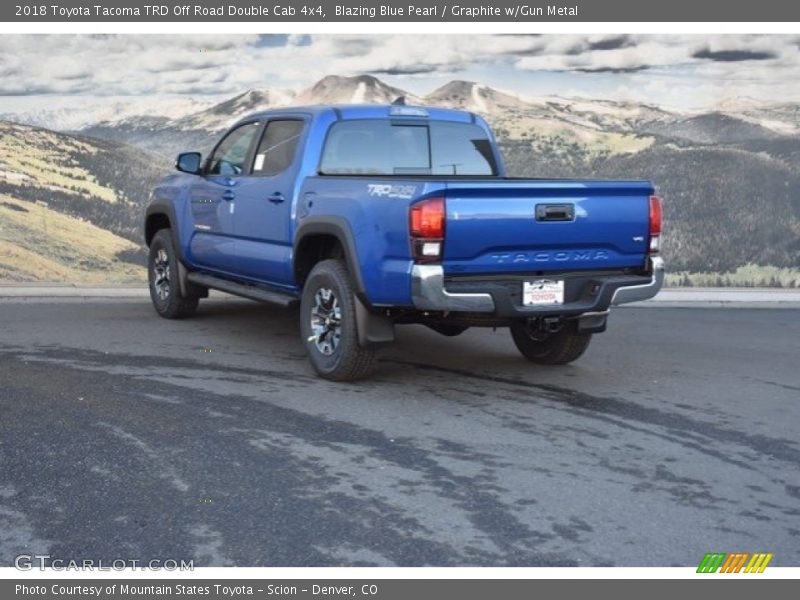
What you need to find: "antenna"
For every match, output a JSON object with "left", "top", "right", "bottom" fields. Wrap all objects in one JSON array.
[{"left": 391, "top": 96, "right": 406, "bottom": 106}]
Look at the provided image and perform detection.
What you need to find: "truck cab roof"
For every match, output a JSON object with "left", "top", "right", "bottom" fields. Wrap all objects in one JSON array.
[{"left": 243, "top": 104, "right": 480, "bottom": 124}]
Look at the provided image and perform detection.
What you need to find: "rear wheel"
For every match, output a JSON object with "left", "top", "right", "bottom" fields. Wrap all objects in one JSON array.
[
  {"left": 510, "top": 320, "right": 591, "bottom": 365},
  {"left": 300, "top": 259, "right": 376, "bottom": 381},
  {"left": 148, "top": 229, "right": 198, "bottom": 319}
]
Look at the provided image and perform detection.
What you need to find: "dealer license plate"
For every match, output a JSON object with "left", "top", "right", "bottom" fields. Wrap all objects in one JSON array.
[{"left": 523, "top": 279, "right": 564, "bottom": 306}]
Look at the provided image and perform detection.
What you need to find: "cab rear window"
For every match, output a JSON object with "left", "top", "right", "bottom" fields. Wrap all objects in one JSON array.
[{"left": 319, "top": 119, "right": 498, "bottom": 176}]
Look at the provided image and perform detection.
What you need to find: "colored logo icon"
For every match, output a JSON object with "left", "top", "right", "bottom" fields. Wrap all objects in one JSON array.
[{"left": 697, "top": 553, "right": 773, "bottom": 573}]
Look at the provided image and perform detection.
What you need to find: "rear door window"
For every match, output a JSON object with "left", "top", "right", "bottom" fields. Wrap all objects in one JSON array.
[{"left": 252, "top": 120, "right": 304, "bottom": 176}]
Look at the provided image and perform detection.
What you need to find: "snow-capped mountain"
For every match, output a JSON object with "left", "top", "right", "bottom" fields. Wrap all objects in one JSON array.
[
  {"left": 78, "top": 88, "right": 293, "bottom": 156},
  {"left": 0, "top": 95, "right": 215, "bottom": 132},
  {"left": 59, "top": 74, "right": 800, "bottom": 162},
  {"left": 294, "top": 75, "right": 422, "bottom": 105},
  {"left": 425, "top": 80, "right": 530, "bottom": 113},
  {"left": 172, "top": 88, "right": 294, "bottom": 132},
  {"left": 5, "top": 74, "right": 800, "bottom": 142},
  {"left": 723, "top": 103, "right": 800, "bottom": 135}
]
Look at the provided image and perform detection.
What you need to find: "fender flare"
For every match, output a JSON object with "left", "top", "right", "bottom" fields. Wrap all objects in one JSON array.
[
  {"left": 294, "top": 217, "right": 395, "bottom": 347},
  {"left": 293, "top": 216, "right": 367, "bottom": 298},
  {"left": 144, "top": 199, "right": 199, "bottom": 297},
  {"left": 144, "top": 200, "right": 185, "bottom": 261}
]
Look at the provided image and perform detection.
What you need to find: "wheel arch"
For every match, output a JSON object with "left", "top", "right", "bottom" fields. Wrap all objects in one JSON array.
[
  {"left": 145, "top": 212, "right": 171, "bottom": 247},
  {"left": 294, "top": 217, "right": 367, "bottom": 299},
  {"left": 144, "top": 200, "right": 183, "bottom": 257},
  {"left": 295, "top": 219, "right": 394, "bottom": 348}
]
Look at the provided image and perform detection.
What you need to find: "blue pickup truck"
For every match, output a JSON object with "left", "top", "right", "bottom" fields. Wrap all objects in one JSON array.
[{"left": 145, "top": 102, "right": 664, "bottom": 380}]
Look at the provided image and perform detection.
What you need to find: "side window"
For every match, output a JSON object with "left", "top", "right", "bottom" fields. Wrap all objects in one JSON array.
[
  {"left": 207, "top": 121, "right": 261, "bottom": 176},
  {"left": 252, "top": 120, "right": 304, "bottom": 177}
]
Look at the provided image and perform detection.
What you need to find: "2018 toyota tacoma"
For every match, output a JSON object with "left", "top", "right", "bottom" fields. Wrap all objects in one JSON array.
[{"left": 145, "top": 102, "right": 664, "bottom": 380}]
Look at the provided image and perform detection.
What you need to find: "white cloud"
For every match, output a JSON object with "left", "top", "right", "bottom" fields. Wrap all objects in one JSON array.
[{"left": 0, "top": 34, "right": 799, "bottom": 108}]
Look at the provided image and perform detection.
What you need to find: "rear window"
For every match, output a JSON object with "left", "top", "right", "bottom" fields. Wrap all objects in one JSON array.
[{"left": 319, "top": 119, "right": 498, "bottom": 176}]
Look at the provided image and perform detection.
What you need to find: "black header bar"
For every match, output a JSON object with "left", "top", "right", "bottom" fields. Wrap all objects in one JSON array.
[{"left": 4, "top": 0, "right": 800, "bottom": 22}]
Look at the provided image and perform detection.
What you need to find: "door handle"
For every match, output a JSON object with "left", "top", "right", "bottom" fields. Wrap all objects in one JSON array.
[
  {"left": 268, "top": 193, "right": 285, "bottom": 204},
  {"left": 222, "top": 190, "right": 236, "bottom": 201}
]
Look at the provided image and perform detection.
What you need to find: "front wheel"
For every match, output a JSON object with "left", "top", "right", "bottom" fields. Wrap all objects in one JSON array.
[
  {"left": 510, "top": 320, "right": 592, "bottom": 365},
  {"left": 148, "top": 229, "right": 198, "bottom": 319},
  {"left": 300, "top": 259, "right": 377, "bottom": 381}
]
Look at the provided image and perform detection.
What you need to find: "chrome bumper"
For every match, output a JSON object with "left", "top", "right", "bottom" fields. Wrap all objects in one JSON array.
[
  {"left": 410, "top": 256, "right": 665, "bottom": 314},
  {"left": 611, "top": 256, "right": 665, "bottom": 306},
  {"left": 411, "top": 264, "right": 495, "bottom": 312}
]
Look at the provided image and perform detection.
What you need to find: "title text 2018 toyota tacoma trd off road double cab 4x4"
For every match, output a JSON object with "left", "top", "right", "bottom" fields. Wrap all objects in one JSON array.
[{"left": 145, "top": 103, "right": 664, "bottom": 381}]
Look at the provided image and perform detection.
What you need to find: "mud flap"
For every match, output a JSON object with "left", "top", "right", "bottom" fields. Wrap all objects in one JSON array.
[
  {"left": 177, "top": 261, "right": 208, "bottom": 299},
  {"left": 355, "top": 297, "right": 395, "bottom": 347}
]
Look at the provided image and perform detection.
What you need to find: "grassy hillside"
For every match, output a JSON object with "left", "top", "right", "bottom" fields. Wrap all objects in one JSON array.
[
  {"left": 0, "top": 121, "right": 166, "bottom": 283},
  {"left": 0, "top": 127, "right": 117, "bottom": 203},
  {"left": 0, "top": 196, "right": 143, "bottom": 282}
]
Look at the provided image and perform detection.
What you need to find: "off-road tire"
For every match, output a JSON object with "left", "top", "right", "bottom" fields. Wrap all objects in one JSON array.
[
  {"left": 510, "top": 321, "right": 592, "bottom": 365},
  {"left": 148, "top": 229, "right": 198, "bottom": 319},
  {"left": 300, "top": 259, "right": 377, "bottom": 381}
]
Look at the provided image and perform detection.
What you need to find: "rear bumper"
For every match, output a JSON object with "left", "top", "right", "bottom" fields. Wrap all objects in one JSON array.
[
  {"left": 411, "top": 256, "right": 665, "bottom": 316},
  {"left": 411, "top": 264, "right": 495, "bottom": 312},
  {"left": 610, "top": 256, "right": 665, "bottom": 306}
]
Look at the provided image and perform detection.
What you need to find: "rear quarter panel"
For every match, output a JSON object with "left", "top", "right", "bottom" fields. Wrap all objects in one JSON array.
[{"left": 296, "top": 177, "right": 446, "bottom": 306}]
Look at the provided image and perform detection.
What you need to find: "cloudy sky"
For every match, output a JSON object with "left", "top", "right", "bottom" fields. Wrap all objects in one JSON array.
[{"left": 1, "top": 34, "right": 799, "bottom": 109}]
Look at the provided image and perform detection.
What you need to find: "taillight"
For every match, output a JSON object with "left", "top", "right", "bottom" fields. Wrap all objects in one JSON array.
[
  {"left": 410, "top": 197, "right": 445, "bottom": 263},
  {"left": 649, "top": 195, "right": 662, "bottom": 254}
]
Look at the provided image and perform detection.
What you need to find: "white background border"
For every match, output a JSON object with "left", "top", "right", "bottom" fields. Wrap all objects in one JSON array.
[{"left": 0, "top": 15, "right": 798, "bottom": 580}]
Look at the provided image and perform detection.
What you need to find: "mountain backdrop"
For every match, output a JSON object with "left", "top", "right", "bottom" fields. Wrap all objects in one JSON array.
[{"left": 2, "top": 74, "right": 799, "bottom": 286}]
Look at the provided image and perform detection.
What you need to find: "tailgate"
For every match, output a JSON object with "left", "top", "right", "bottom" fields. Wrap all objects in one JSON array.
[{"left": 442, "top": 180, "right": 653, "bottom": 275}]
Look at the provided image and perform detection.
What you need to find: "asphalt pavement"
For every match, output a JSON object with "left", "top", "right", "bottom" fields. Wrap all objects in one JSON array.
[{"left": 1, "top": 298, "right": 798, "bottom": 567}]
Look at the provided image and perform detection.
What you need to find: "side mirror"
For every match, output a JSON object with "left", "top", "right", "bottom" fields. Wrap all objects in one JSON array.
[{"left": 176, "top": 152, "right": 202, "bottom": 174}]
